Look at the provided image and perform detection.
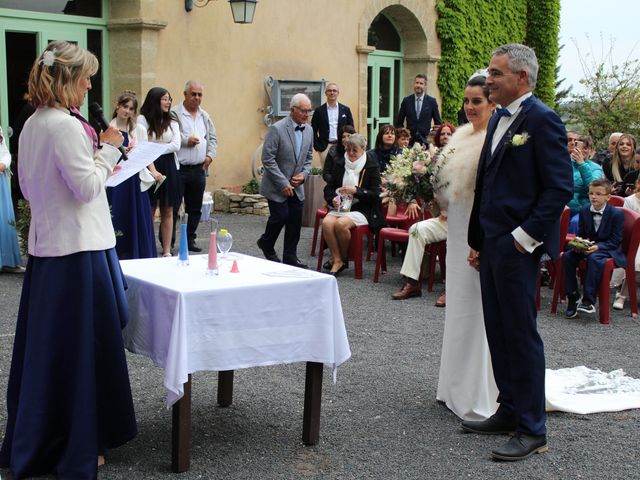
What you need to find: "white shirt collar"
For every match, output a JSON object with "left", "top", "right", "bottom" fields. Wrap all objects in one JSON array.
[{"left": 501, "top": 92, "right": 532, "bottom": 115}]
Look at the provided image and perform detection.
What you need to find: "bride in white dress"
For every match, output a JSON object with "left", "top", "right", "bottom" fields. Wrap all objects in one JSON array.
[{"left": 435, "top": 72, "right": 499, "bottom": 420}]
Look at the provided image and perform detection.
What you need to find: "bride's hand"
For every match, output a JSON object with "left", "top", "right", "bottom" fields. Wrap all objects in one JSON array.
[{"left": 467, "top": 248, "right": 480, "bottom": 271}]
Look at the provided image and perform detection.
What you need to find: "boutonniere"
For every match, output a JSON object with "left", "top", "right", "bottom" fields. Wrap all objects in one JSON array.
[{"left": 506, "top": 131, "right": 529, "bottom": 148}]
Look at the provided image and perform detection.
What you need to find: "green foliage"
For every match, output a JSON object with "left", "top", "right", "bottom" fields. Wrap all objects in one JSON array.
[
  {"left": 241, "top": 177, "right": 260, "bottom": 194},
  {"left": 309, "top": 167, "right": 324, "bottom": 176},
  {"left": 555, "top": 44, "right": 573, "bottom": 109},
  {"left": 525, "top": 0, "right": 560, "bottom": 108},
  {"left": 566, "top": 57, "right": 640, "bottom": 149},
  {"left": 435, "top": 0, "right": 561, "bottom": 122},
  {"left": 14, "top": 199, "right": 30, "bottom": 256}
]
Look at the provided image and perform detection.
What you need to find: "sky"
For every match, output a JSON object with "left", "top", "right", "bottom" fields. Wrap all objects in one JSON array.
[{"left": 558, "top": 0, "right": 638, "bottom": 97}]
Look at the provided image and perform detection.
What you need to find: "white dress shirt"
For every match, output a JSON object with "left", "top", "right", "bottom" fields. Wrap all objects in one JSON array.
[
  {"left": 327, "top": 103, "right": 339, "bottom": 142},
  {"left": 174, "top": 107, "right": 208, "bottom": 166},
  {"left": 137, "top": 115, "right": 181, "bottom": 169}
]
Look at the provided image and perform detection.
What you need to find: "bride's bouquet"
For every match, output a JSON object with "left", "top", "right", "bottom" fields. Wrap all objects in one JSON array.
[{"left": 381, "top": 143, "right": 437, "bottom": 203}]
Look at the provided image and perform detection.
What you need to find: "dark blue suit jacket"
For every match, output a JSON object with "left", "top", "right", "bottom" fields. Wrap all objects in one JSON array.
[
  {"left": 311, "top": 103, "right": 354, "bottom": 152},
  {"left": 468, "top": 96, "right": 573, "bottom": 258},
  {"left": 576, "top": 203, "right": 626, "bottom": 267},
  {"left": 394, "top": 94, "right": 441, "bottom": 144}
]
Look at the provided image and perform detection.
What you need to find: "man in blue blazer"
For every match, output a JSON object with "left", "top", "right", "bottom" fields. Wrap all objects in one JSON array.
[
  {"left": 394, "top": 74, "right": 442, "bottom": 145},
  {"left": 564, "top": 178, "right": 625, "bottom": 317},
  {"left": 465, "top": 44, "right": 573, "bottom": 461},
  {"left": 311, "top": 83, "right": 354, "bottom": 163},
  {"left": 258, "top": 93, "right": 314, "bottom": 268}
]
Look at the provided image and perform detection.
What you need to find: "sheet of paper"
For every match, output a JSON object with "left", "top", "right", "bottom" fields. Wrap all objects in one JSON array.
[{"left": 105, "top": 141, "right": 169, "bottom": 187}]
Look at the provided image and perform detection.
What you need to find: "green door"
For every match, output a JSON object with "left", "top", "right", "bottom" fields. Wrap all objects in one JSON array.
[
  {"left": 367, "top": 52, "right": 402, "bottom": 147},
  {"left": 0, "top": 8, "right": 108, "bottom": 150}
]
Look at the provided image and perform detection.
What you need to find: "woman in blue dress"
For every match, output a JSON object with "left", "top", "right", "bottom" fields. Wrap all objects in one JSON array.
[
  {"left": 107, "top": 91, "right": 158, "bottom": 259},
  {"left": 0, "top": 40, "right": 137, "bottom": 479},
  {"left": 0, "top": 126, "right": 23, "bottom": 273}
]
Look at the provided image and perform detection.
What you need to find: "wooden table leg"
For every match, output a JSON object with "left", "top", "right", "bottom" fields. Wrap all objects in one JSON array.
[
  {"left": 217, "top": 370, "right": 234, "bottom": 407},
  {"left": 171, "top": 374, "right": 191, "bottom": 473},
  {"left": 302, "top": 361, "right": 323, "bottom": 445}
]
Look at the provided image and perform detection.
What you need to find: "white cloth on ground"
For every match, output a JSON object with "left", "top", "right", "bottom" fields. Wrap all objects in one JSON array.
[{"left": 546, "top": 366, "right": 640, "bottom": 414}]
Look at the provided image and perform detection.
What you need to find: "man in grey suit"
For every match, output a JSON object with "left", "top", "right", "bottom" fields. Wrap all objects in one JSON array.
[{"left": 257, "top": 93, "right": 314, "bottom": 268}]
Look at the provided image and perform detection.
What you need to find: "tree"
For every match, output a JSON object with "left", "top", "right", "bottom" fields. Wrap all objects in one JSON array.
[{"left": 567, "top": 38, "right": 640, "bottom": 149}]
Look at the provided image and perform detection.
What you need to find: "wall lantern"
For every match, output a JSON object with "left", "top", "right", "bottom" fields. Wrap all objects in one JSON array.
[{"left": 185, "top": 0, "right": 258, "bottom": 24}]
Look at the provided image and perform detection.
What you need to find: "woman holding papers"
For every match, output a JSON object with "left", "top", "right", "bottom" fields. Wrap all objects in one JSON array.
[
  {"left": 0, "top": 41, "right": 137, "bottom": 479},
  {"left": 138, "top": 87, "right": 182, "bottom": 257},
  {"left": 107, "top": 90, "right": 157, "bottom": 259}
]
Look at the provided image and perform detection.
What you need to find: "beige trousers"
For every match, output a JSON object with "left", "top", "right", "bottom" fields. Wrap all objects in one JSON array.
[{"left": 399, "top": 217, "right": 448, "bottom": 280}]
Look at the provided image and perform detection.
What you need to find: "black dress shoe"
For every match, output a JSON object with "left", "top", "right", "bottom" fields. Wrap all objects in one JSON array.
[
  {"left": 283, "top": 257, "right": 308, "bottom": 269},
  {"left": 491, "top": 433, "right": 548, "bottom": 461},
  {"left": 257, "top": 238, "right": 281, "bottom": 263},
  {"left": 461, "top": 414, "right": 517, "bottom": 435},
  {"left": 188, "top": 243, "right": 202, "bottom": 253}
]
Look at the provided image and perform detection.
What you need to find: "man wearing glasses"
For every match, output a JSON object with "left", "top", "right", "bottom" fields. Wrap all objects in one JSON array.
[
  {"left": 257, "top": 94, "right": 314, "bottom": 268},
  {"left": 171, "top": 80, "right": 217, "bottom": 252},
  {"left": 311, "top": 83, "right": 354, "bottom": 164}
]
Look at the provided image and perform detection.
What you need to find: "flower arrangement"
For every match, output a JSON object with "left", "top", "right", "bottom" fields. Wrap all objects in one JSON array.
[
  {"left": 382, "top": 143, "right": 438, "bottom": 203},
  {"left": 567, "top": 236, "right": 595, "bottom": 254}
]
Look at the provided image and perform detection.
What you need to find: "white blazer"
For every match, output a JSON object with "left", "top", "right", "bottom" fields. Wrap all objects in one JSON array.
[{"left": 19, "top": 105, "right": 121, "bottom": 257}]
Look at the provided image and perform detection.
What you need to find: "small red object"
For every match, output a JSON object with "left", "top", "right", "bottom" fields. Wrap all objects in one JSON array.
[{"left": 230, "top": 259, "right": 240, "bottom": 273}]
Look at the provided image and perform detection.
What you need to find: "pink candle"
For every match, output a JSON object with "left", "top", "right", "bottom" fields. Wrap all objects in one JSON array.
[{"left": 208, "top": 231, "right": 218, "bottom": 270}]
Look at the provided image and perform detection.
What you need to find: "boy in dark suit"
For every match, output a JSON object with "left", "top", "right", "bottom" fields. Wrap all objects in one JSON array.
[{"left": 564, "top": 178, "right": 626, "bottom": 317}]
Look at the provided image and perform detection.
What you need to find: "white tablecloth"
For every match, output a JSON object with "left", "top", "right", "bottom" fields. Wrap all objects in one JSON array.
[{"left": 120, "top": 254, "right": 351, "bottom": 406}]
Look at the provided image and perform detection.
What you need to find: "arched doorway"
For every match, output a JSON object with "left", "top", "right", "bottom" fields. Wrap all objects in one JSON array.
[
  {"left": 357, "top": 1, "right": 438, "bottom": 146},
  {"left": 366, "top": 13, "right": 403, "bottom": 145}
]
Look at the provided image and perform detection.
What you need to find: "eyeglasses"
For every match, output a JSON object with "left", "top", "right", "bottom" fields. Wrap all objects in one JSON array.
[
  {"left": 294, "top": 107, "right": 314, "bottom": 114},
  {"left": 190, "top": 92, "right": 203, "bottom": 97},
  {"left": 325, "top": 89, "right": 338, "bottom": 93}
]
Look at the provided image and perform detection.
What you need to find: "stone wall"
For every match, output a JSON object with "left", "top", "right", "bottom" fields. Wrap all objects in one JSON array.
[{"left": 214, "top": 189, "right": 269, "bottom": 216}]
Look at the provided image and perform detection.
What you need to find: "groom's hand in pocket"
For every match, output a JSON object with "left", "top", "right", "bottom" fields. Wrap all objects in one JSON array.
[{"left": 514, "top": 239, "right": 527, "bottom": 254}]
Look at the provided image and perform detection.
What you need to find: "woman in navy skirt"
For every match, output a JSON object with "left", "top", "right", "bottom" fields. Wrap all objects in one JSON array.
[
  {"left": 0, "top": 40, "right": 137, "bottom": 479},
  {"left": 138, "top": 87, "right": 181, "bottom": 257},
  {"left": 107, "top": 91, "right": 157, "bottom": 259}
]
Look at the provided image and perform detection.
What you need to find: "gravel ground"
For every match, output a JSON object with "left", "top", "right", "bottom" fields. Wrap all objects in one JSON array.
[{"left": 1, "top": 212, "right": 639, "bottom": 479}]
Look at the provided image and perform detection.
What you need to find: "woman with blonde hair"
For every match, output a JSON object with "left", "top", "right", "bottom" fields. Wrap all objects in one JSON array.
[
  {"left": 0, "top": 41, "right": 137, "bottom": 479},
  {"left": 604, "top": 133, "right": 637, "bottom": 194}
]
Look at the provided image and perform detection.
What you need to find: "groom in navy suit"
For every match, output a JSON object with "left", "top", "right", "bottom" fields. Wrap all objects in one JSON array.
[
  {"left": 394, "top": 74, "right": 441, "bottom": 145},
  {"left": 466, "top": 44, "right": 573, "bottom": 461}
]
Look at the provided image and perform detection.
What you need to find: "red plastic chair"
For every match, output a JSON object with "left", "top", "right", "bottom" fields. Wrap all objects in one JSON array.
[
  {"left": 424, "top": 240, "right": 446, "bottom": 292},
  {"left": 316, "top": 225, "right": 373, "bottom": 279},
  {"left": 551, "top": 207, "right": 640, "bottom": 324},
  {"left": 536, "top": 206, "right": 571, "bottom": 310},
  {"left": 310, "top": 207, "right": 329, "bottom": 257},
  {"left": 385, "top": 202, "right": 410, "bottom": 230},
  {"left": 373, "top": 207, "right": 428, "bottom": 283},
  {"left": 373, "top": 227, "right": 408, "bottom": 282},
  {"left": 609, "top": 195, "right": 625, "bottom": 207}
]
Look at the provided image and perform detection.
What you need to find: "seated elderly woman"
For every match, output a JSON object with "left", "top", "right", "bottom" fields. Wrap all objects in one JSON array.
[{"left": 321, "top": 133, "right": 382, "bottom": 276}]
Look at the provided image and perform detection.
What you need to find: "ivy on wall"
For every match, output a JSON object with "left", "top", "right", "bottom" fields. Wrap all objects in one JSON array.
[
  {"left": 435, "top": 0, "right": 560, "bottom": 122},
  {"left": 525, "top": 0, "right": 560, "bottom": 109}
]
